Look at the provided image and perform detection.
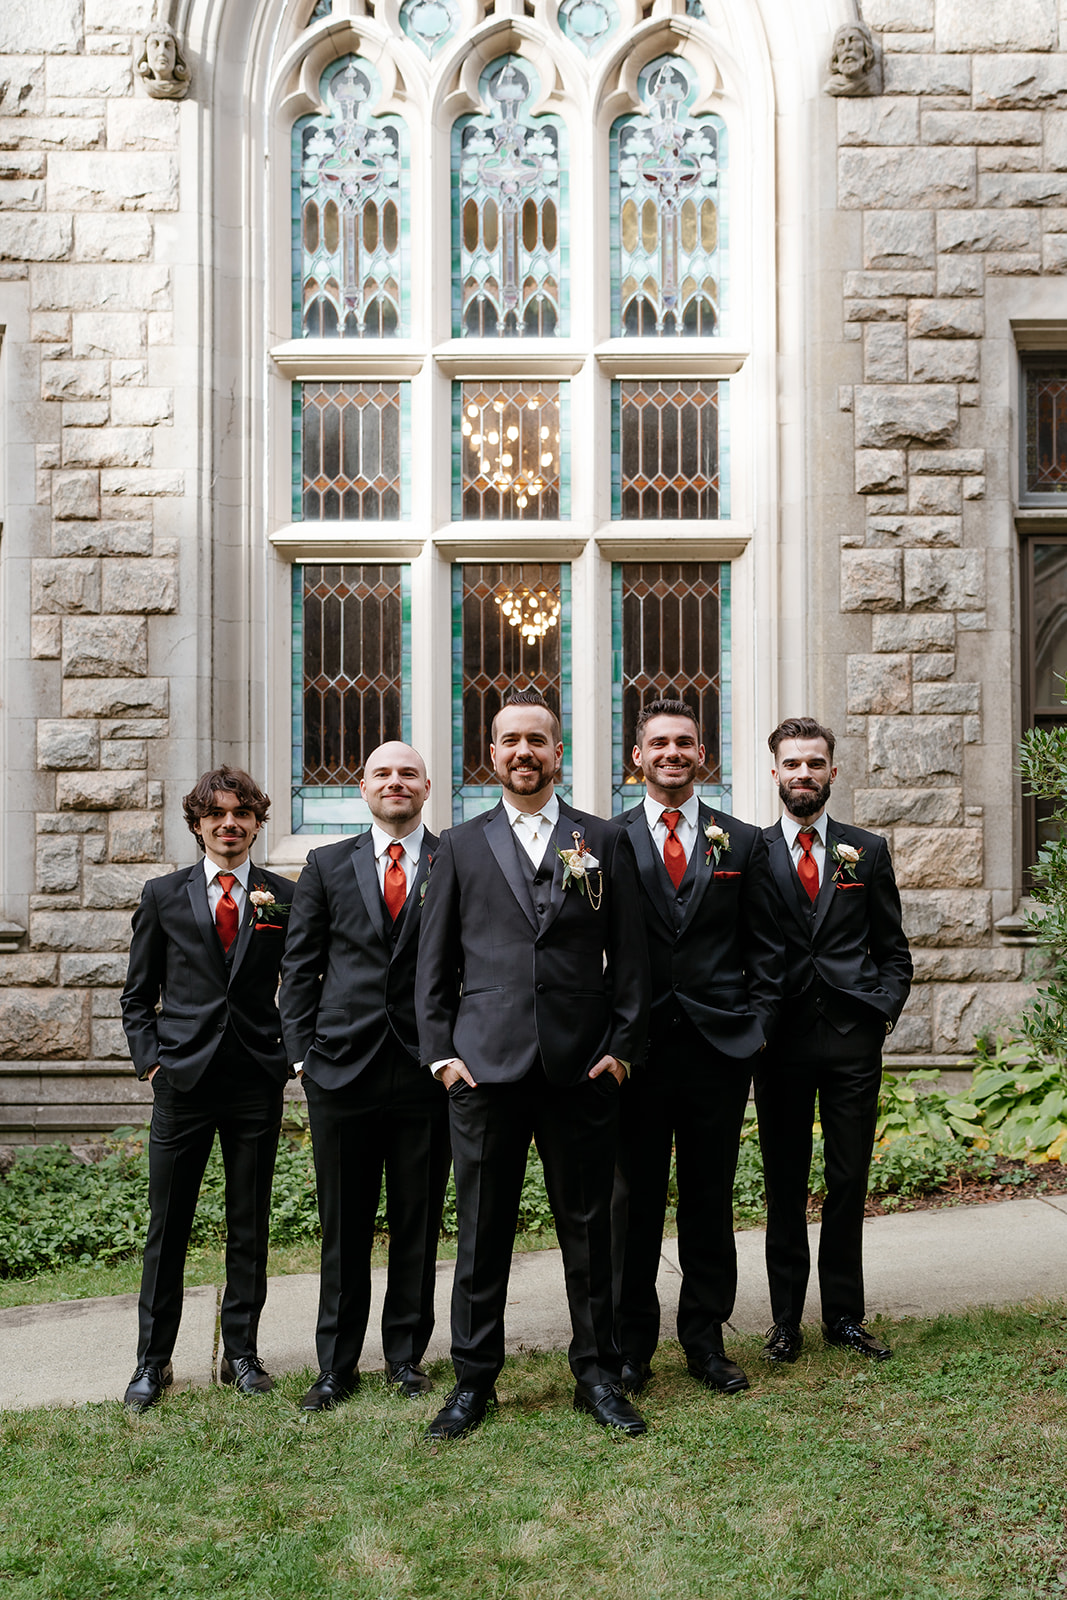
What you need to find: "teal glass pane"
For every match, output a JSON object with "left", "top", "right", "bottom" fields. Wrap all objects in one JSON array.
[
  {"left": 558, "top": 0, "right": 620, "bottom": 57},
  {"left": 292, "top": 563, "right": 411, "bottom": 834},
  {"left": 400, "top": 0, "right": 459, "bottom": 56},
  {"left": 292, "top": 56, "right": 408, "bottom": 339},
  {"left": 611, "top": 379, "right": 725, "bottom": 519},
  {"left": 308, "top": 0, "right": 332, "bottom": 21},
  {"left": 452, "top": 57, "right": 568, "bottom": 338},
  {"left": 610, "top": 562, "right": 731, "bottom": 811},
  {"left": 685, "top": 0, "right": 706, "bottom": 16},
  {"left": 609, "top": 57, "right": 727, "bottom": 338},
  {"left": 454, "top": 380, "right": 566, "bottom": 521},
  {"left": 294, "top": 381, "right": 406, "bottom": 521},
  {"left": 451, "top": 562, "right": 572, "bottom": 822}
]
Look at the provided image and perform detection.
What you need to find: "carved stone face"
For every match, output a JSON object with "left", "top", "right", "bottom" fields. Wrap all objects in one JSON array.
[
  {"left": 146, "top": 31, "right": 177, "bottom": 78},
  {"left": 830, "top": 24, "right": 873, "bottom": 80}
]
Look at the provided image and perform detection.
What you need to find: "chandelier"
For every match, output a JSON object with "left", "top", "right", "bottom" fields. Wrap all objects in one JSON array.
[
  {"left": 494, "top": 581, "right": 561, "bottom": 644},
  {"left": 462, "top": 394, "right": 557, "bottom": 509}
]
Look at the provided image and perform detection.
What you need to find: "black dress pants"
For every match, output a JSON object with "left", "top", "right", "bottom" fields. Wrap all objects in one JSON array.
[
  {"left": 138, "top": 1039, "right": 284, "bottom": 1365},
  {"left": 754, "top": 1017, "right": 885, "bottom": 1329},
  {"left": 447, "top": 1065, "right": 622, "bottom": 1390},
  {"left": 303, "top": 1049, "right": 451, "bottom": 1376},
  {"left": 613, "top": 1013, "right": 752, "bottom": 1364}
]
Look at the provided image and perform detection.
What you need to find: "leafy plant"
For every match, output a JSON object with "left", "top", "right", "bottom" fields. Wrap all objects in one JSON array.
[{"left": 1018, "top": 721, "right": 1067, "bottom": 1059}]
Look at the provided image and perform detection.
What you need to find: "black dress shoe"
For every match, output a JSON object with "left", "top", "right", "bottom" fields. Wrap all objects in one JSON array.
[
  {"left": 763, "top": 1324, "right": 803, "bottom": 1364},
  {"left": 123, "top": 1362, "right": 173, "bottom": 1413},
  {"left": 300, "top": 1370, "right": 360, "bottom": 1411},
  {"left": 220, "top": 1354, "right": 272, "bottom": 1395},
  {"left": 824, "top": 1319, "right": 892, "bottom": 1360},
  {"left": 424, "top": 1386, "right": 496, "bottom": 1441},
  {"left": 687, "top": 1350, "right": 751, "bottom": 1394},
  {"left": 620, "top": 1358, "right": 653, "bottom": 1398},
  {"left": 387, "top": 1361, "right": 433, "bottom": 1398},
  {"left": 573, "top": 1381, "right": 647, "bottom": 1436}
]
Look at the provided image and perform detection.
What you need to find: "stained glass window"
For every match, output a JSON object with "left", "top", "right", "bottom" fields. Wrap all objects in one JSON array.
[
  {"left": 612, "top": 379, "right": 726, "bottom": 519},
  {"left": 611, "top": 562, "right": 731, "bottom": 809},
  {"left": 400, "top": 0, "right": 459, "bottom": 56},
  {"left": 455, "top": 381, "right": 568, "bottom": 520},
  {"left": 292, "top": 564, "right": 411, "bottom": 833},
  {"left": 558, "top": 0, "right": 621, "bottom": 57},
  {"left": 295, "top": 382, "right": 407, "bottom": 521},
  {"left": 292, "top": 56, "right": 407, "bottom": 339},
  {"left": 452, "top": 563, "right": 572, "bottom": 820},
  {"left": 453, "top": 57, "right": 567, "bottom": 338},
  {"left": 610, "top": 57, "right": 726, "bottom": 338},
  {"left": 1025, "top": 365, "right": 1067, "bottom": 495}
]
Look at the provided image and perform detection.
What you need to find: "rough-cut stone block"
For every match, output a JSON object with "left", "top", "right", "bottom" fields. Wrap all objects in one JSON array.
[
  {"left": 841, "top": 550, "right": 903, "bottom": 612},
  {"left": 900, "top": 889, "right": 991, "bottom": 946},
  {"left": 867, "top": 514, "right": 961, "bottom": 547},
  {"left": 910, "top": 448, "right": 985, "bottom": 473},
  {"left": 913, "top": 653, "right": 956, "bottom": 680},
  {"left": 869, "top": 715, "right": 962, "bottom": 785},
  {"left": 864, "top": 325, "right": 907, "bottom": 383},
  {"left": 32, "top": 559, "right": 100, "bottom": 615},
  {"left": 973, "top": 55, "right": 1067, "bottom": 110},
  {"left": 978, "top": 172, "right": 1067, "bottom": 206},
  {"left": 100, "top": 468, "right": 183, "bottom": 497},
  {"left": 866, "top": 0, "right": 933, "bottom": 26},
  {"left": 937, "top": 256, "right": 984, "bottom": 296},
  {"left": 894, "top": 826, "right": 983, "bottom": 888},
  {"left": 31, "top": 617, "right": 62, "bottom": 660},
  {"left": 912, "top": 681, "right": 980, "bottom": 712},
  {"left": 55, "top": 771, "right": 148, "bottom": 812},
  {"left": 59, "top": 953, "right": 128, "bottom": 987},
  {"left": 51, "top": 519, "right": 153, "bottom": 558},
  {"left": 847, "top": 654, "right": 912, "bottom": 715},
  {"left": 933, "top": 983, "right": 1034, "bottom": 1052},
  {"left": 86, "top": 0, "right": 155, "bottom": 30},
  {"left": 100, "top": 738, "right": 146, "bottom": 770},
  {"left": 978, "top": 148, "right": 1042, "bottom": 173},
  {"left": 37, "top": 720, "right": 99, "bottom": 771},
  {"left": 936, "top": 210, "right": 1039, "bottom": 253},
  {"left": 100, "top": 559, "right": 177, "bottom": 615},
  {"left": 0, "top": 1, "right": 81, "bottom": 53},
  {"left": 30, "top": 911, "right": 133, "bottom": 954},
  {"left": 32, "top": 264, "right": 170, "bottom": 314},
  {"left": 908, "top": 339, "right": 980, "bottom": 383},
  {"left": 73, "top": 214, "right": 152, "bottom": 263},
  {"left": 92, "top": 1018, "right": 129, "bottom": 1060},
  {"left": 1045, "top": 112, "right": 1067, "bottom": 170},
  {"left": 985, "top": 251, "right": 1042, "bottom": 275},
  {"left": 71, "top": 312, "right": 145, "bottom": 359},
  {"left": 854, "top": 788, "right": 963, "bottom": 827},
  {"left": 908, "top": 475, "right": 962, "bottom": 515},
  {"left": 844, "top": 271, "right": 936, "bottom": 297},
  {"left": 0, "top": 990, "right": 90, "bottom": 1061},
  {"left": 872, "top": 613, "right": 957, "bottom": 652},
  {"left": 854, "top": 385, "right": 958, "bottom": 448},
  {"left": 61, "top": 428, "right": 152, "bottom": 471},
  {"left": 0, "top": 115, "right": 104, "bottom": 151},
  {"left": 108, "top": 810, "right": 163, "bottom": 863},
  {"left": 102, "top": 719, "right": 168, "bottom": 741},
  {"left": 62, "top": 616, "right": 147, "bottom": 678},
  {"left": 48, "top": 152, "right": 179, "bottom": 213},
  {"left": 887, "top": 1008, "right": 933, "bottom": 1056},
  {"left": 62, "top": 678, "right": 168, "bottom": 718},
  {"left": 47, "top": 56, "right": 131, "bottom": 101},
  {"left": 884, "top": 54, "right": 972, "bottom": 94},
  {"left": 924, "top": 110, "right": 1043, "bottom": 145},
  {"left": 844, "top": 298, "right": 908, "bottom": 323},
  {"left": 37, "top": 813, "right": 106, "bottom": 835},
  {"left": 1043, "top": 236, "right": 1067, "bottom": 272},
  {"left": 40, "top": 359, "right": 109, "bottom": 403},
  {"left": 84, "top": 835, "right": 107, "bottom": 863},
  {"left": 936, "top": 0, "right": 1056, "bottom": 53},
  {"left": 109, "top": 387, "right": 173, "bottom": 427},
  {"left": 908, "top": 300, "right": 985, "bottom": 339},
  {"left": 839, "top": 148, "right": 975, "bottom": 209},
  {"left": 62, "top": 401, "right": 109, "bottom": 429},
  {"left": 904, "top": 549, "right": 985, "bottom": 611},
  {"left": 106, "top": 100, "right": 179, "bottom": 152},
  {"left": 36, "top": 836, "right": 80, "bottom": 894},
  {"left": 863, "top": 211, "right": 935, "bottom": 271},
  {"left": 838, "top": 100, "right": 920, "bottom": 146},
  {"left": 0, "top": 955, "right": 58, "bottom": 988},
  {"left": 83, "top": 863, "right": 170, "bottom": 910},
  {"left": 0, "top": 57, "right": 44, "bottom": 119},
  {"left": 51, "top": 468, "right": 99, "bottom": 521},
  {"left": 0, "top": 178, "right": 46, "bottom": 211},
  {"left": 912, "top": 948, "right": 1023, "bottom": 982},
  {"left": 0, "top": 215, "right": 72, "bottom": 263},
  {"left": 855, "top": 450, "right": 907, "bottom": 494}
]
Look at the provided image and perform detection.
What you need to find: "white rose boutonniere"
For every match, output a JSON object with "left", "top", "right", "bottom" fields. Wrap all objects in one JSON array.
[
  {"left": 830, "top": 841, "right": 863, "bottom": 883},
  {"left": 248, "top": 888, "right": 291, "bottom": 929},
  {"left": 557, "top": 831, "right": 603, "bottom": 910},
  {"left": 704, "top": 821, "right": 731, "bottom": 867}
]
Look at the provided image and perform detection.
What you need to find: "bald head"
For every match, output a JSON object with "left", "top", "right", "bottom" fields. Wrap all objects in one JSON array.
[{"left": 360, "top": 741, "right": 430, "bottom": 836}]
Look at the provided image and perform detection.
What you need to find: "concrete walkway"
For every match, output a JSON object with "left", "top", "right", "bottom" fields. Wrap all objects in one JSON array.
[{"left": 2, "top": 1194, "right": 1066, "bottom": 1411}]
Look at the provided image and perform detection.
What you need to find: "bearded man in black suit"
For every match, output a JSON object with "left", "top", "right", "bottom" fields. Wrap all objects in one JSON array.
[
  {"left": 612, "top": 699, "right": 783, "bottom": 1397},
  {"left": 754, "top": 716, "right": 913, "bottom": 1364},
  {"left": 120, "top": 768, "right": 292, "bottom": 1411},
  {"left": 416, "top": 688, "right": 650, "bottom": 1440},
  {"left": 280, "top": 741, "right": 449, "bottom": 1412}
]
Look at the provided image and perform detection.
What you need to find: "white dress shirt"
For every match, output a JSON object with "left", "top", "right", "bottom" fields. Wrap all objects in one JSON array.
[
  {"left": 370, "top": 821, "right": 424, "bottom": 898},
  {"left": 204, "top": 854, "right": 251, "bottom": 919},
  {"left": 643, "top": 792, "right": 700, "bottom": 869},
  {"left": 781, "top": 812, "right": 828, "bottom": 891},
  {"left": 502, "top": 791, "right": 560, "bottom": 869}
]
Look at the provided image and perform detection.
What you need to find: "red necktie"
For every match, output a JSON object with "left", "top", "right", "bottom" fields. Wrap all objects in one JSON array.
[
  {"left": 215, "top": 872, "right": 239, "bottom": 951},
  {"left": 796, "top": 831, "right": 819, "bottom": 903},
  {"left": 384, "top": 841, "right": 407, "bottom": 921},
  {"left": 660, "top": 810, "right": 687, "bottom": 890}
]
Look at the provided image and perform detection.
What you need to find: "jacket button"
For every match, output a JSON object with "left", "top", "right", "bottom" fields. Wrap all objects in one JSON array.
[
  {"left": 217, "top": 1022, "right": 226, "bottom": 1033},
  {"left": 536, "top": 983, "right": 545, "bottom": 994},
  {"left": 387, "top": 1003, "right": 395, "bottom": 1014}
]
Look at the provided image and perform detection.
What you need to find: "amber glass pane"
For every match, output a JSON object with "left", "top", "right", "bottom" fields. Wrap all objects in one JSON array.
[
  {"left": 301, "top": 382, "right": 401, "bottom": 520},
  {"left": 301, "top": 565, "right": 404, "bottom": 784},
  {"left": 617, "top": 381, "right": 719, "bottom": 520},
  {"left": 459, "top": 382, "right": 561, "bottom": 520},
  {"left": 1027, "top": 368, "right": 1067, "bottom": 493},
  {"left": 458, "top": 563, "right": 562, "bottom": 785}
]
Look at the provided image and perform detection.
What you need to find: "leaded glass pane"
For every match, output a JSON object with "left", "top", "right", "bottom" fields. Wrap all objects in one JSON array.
[
  {"left": 611, "top": 562, "right": 731, "bottom": 809},
  {"left": 455, "top": 381, "right": 566, "bottom": 520},
  {"left": 292, "top": 57, "right": 407, "bottom": 339},
  {"left": 1026, "top": 367, "right": 1067, "bottom": 494},
  {"left": 1033, "top": 542, "right": 1067, "bottom": 710},
  {"left": 612, "top": 380, "right": 721, "bottom": 519},
  {"left": 451, "top": 563, "right": 572, "bottom": 820},
  {"left": 296, "top": 382, "right": 405, "bottom": 521},
  {"left": 400, "top": 0, "right": 459, "bottom": 56},
  {"left": 453, "top": 57, "right": 567, "bottom": 338},
  {"left": 610, "top": 58, "right": 726, "bottom": 338},
  {"left": 558, "top": 0, "right": 621, "bottom": 57}
]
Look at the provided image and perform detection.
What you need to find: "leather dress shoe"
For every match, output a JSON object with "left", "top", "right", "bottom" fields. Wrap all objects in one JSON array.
[
  {"left": 300, "top": 1370, "right": 360, "bottom": 1411},
  {"left": 424, "top": 1386, "right": 496, "bottom": 1441},
  {"left": 824, "top": 1319, "right": 892, "bottom": 1360},
  {"left": 620, "top": 1357, "right": 653, "bottom": 1398},
  {"left": 220, "top": 1354, "right": 272, "bottom": 1395},
  {"left": 687, "top": 1350, "right": 750, "bottom": 1395},
  {"left": 573, "top": 1381, "right": 647, "bottom": 1436},
  {"left": 763, "top": 1324, "right": 803, "bottom": 1364},
  {"left": 387, "top": 1361, "right": 433, "bottom": 1398},
  {"left": 123, "top": 1361, "right": 173, "bottom": 1413}
]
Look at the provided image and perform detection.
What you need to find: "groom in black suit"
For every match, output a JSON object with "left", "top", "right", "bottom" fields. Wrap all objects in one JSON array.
[
  {"left": 120, "top": 768, "right": 292, "bottom": 1411},
  {"left": 280, "top": 741, "right": 449, "bottom": 1411},
  {"left": 612, "top": 699, "right": 783, "bottom": 1397},
  {"left": 754, "top": 717, "right": 912, "bottom": 1363},
  {"left": 416, "top": 687, "right": 650, "bottom": 1439}
]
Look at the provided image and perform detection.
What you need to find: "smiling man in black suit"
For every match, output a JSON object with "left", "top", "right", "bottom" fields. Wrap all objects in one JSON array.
[
  {"left": 416, "top": 687, "right": 650, "bottom": 1440},
  {"left": 280, "top": 741, "right": 448, "bottom": 1412},
  {"left": 612, "top": 699, "right": 783, "bottom": 1399},
  {"left": 755, "top": 716, "right": 912, "bottom": 1364},
  {"left": 120, "top": 768, "right": 292, "bottom": 1412}
]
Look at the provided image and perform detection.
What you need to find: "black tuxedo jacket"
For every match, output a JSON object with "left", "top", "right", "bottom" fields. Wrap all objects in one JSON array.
[
  {"left": 764, "top": 817, "right": 913, "bottom": 1037},
  {"left": 279, "top": 828, "right": 438, "bottom": 1088},
  {"left": 416, "top": 799, "right": 649, "bottom": 1086},
  {"left": 615, "top": 800, "right": 783, "bottom": 1059},
  {"left": 120, "top": 861, "right": 292, "bottom": 1088}
]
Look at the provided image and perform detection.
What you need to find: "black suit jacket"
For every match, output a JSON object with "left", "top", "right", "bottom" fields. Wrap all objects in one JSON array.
[
  {"left": 764, "top": 817, "right": 913, "bottom": 1037},
  {"left": 416, "top": 799, "right": 649, "bottom": 1086},
  {"left": 120, "top": 861, "right": 292, "bottom": 1088},
  {"left": 279, "top": 828, "right": 438, "bottom": 1089},
  {"left": 615, "top": 800, "right": 783, "bottom": 1059}
]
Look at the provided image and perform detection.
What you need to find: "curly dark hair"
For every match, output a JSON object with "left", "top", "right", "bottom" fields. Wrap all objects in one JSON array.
[
  {"left": 767, "top": 717, "right": 836, "bottom": 762},
  {"left": 182, "top": 767, "right": 270, "bottom": 852}
]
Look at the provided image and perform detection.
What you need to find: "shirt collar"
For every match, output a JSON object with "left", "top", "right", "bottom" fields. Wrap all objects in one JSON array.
[
  {"left": 502, "top": 791, "right": 560, "bottom": 830},
  {"left": 781, "top": 812, "right": 829, "bottom": 849},
  {"left": 204, "top": 855, "right": 252, "bottom": 890},
  {"left": 643, "top": 792, "right": 700, "bottom": 830},
  {"left": 370, "top": 821, "right": 424, "bottom": 861}
]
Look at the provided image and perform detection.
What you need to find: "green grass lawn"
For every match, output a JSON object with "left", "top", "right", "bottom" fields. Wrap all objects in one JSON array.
[{"left": 1, "top": 1304, "right": 1065, "bottom": 1599}]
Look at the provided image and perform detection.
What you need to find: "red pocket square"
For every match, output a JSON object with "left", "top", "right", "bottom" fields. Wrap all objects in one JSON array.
[
  {"left": 835, "top": 881, "right": 865, "bottom": 890},
  {"left": 714, "top": 871, "right": 741, "bottom": 880},
  {"left": 254, "top": 922, "right": 283, "bottom": 931}
]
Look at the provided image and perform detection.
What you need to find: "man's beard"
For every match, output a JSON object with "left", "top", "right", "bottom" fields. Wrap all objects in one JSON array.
[
  {"left": 779, "top": 778, "right": 832, "bottom": 818},
  {"left": 500, "top": 760, "right": 555, "bottom": 794}
]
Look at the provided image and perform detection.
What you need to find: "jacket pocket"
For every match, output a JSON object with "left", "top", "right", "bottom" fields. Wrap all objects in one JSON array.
[{"left": 713, "top": 871, "right": 741, "bottom": 881}]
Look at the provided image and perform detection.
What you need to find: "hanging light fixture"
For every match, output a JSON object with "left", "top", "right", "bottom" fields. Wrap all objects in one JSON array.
[
  {"left": 494, "top": 581, "right": 562, "bottom": 644},
  {"left": 461, "top": 392, "right": 558, "bottom": 509}
]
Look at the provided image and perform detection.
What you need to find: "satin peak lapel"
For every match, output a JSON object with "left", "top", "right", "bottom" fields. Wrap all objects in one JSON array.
[
  {"left": 229, "top": 869, "right": 266, "bottom": 981},
  {"left": 485, "top": 806, "right": 539, "bottom": 931},
  {"left": 626, "top": 809, "right": 676, "bottom": 935},
  {"left": 186, "top": 865, "right": 226, "bottom": 971},
  {"left": 539, "top": 808, "right": 581, "bottom": 938},
  {"left": 676, "top": 802, "right": 715, "bottom": 937},
  {"left": 767, "top": 825, "right": 812, "bottom": 935},
  {"left": 812, "top": 819, "right": 844, "bottom": 939},
  {"left": 352, "top": 833, "right": 389, "bottom": 947}
]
